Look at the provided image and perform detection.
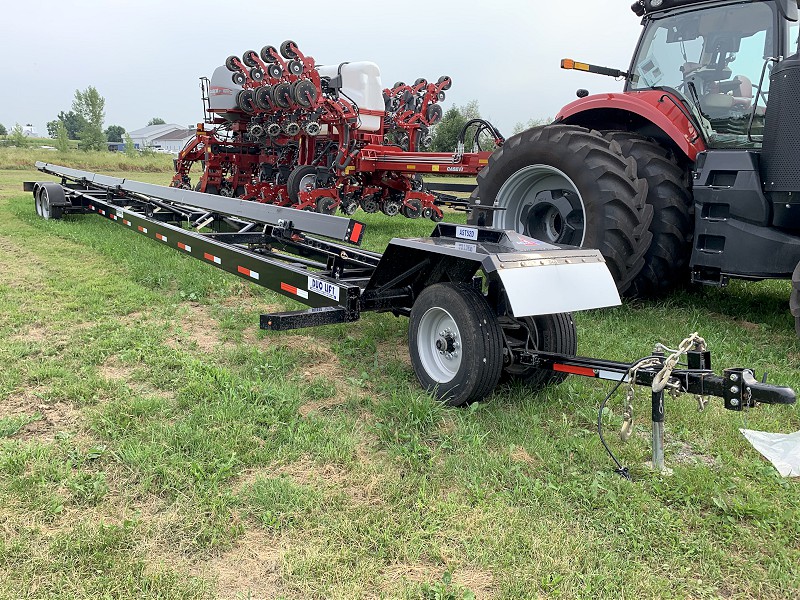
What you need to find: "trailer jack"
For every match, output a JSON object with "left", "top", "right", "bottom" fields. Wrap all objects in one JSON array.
[{"left": 27, "top": 164, "right": 796, "bottom": 466}]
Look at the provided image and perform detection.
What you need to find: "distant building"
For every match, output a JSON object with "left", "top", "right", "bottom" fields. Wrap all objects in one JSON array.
[
  {"left": 128, "top": 123, "right": 194, "bottom": 154},
  {"left": 22, "top": 124, "right": 39, "bottom": 137}
]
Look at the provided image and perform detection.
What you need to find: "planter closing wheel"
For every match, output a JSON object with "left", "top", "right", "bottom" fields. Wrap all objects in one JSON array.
[{"left": 409, "top": 283, "right": 504, "bottom": 406}]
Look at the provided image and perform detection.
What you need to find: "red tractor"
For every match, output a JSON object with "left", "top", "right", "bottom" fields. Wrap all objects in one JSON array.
[{"left": 469, "top": 0, "right": 800, "bottom": 334}]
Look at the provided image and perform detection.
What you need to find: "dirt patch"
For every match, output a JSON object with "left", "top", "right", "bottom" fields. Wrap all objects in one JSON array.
[
  {"left": 0, "top": 387, "right": 80, "bottom": 441},
  {"left": 670, "top": 439, "right": 717, "bottom": 467},
  {"left": 510, "top": 446, "right": 538, "bottom": 466},
  {"left": 166, "top": 303, "right": 226, "bottom": 353},
  {"left": 98, "top": 359, "right": 135, "bottom": 382},
  {"left": 192, "top": 530, "right": 286, "bottom": 600},
  {"left": 381, "top": 563, "right": 496, "bottom": 599},
  {"left": 10, "top": 324, "right": 49, "bottom": 343},
  {"left": 236, "top": 457, "right": 384, "bottom": 508},
  {"left": 377, "top": 339, "right": 411, "bottom": 367}
]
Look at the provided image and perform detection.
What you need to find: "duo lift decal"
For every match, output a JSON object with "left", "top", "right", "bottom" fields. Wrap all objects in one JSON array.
[{"left": 85, "top": 201, "right": 338, "bottom": 303}]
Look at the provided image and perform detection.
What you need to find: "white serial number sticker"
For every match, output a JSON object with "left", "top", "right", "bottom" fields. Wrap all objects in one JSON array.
[
  {"left": 308, "top": 277, "right": 340, "bottom": 302},
  {"left": 455, "top": 242, "right": 477, "bottom": 253},
  {"left": 455, "top": 226, "right": 478, "bottom": 241},
  {"left": 116, "top": 208, "right": 124, "bottom": 217}
]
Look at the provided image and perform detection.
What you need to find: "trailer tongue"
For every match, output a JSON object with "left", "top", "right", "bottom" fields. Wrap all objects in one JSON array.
[{"left": 28, "top": 163, "right": 795, "bottom": 473}]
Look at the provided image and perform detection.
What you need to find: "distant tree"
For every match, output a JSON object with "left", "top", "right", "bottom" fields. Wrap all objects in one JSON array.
[
  {"left": 56, "top": 121, "right": 69, "bottom": 153},
  {"left": 124, "top": 133, "right": 137, "bottom": 156},
  {"left": 59, "top": 111, "right": 87, "bottom": 139},
  {"left": 512, "top": 117, "right": 551, "bottom": 135},
  {"left": 104, "top": 125, "right": 126, "bottom": 143},
  {"left": 0, "top": 123, "right": 9, "bottom": 136},
  {"left": 9, "top": 124, "right": 28, "bottom": 147},
  {"left": 73, "top": 86, "right": 106, "bottom": 151},
  {"left": 147, "top": 117, "right": 166, "bottom": 126},
  {"left": 46, "top": 120, "right": 59, "bottom": 138},
  {"left": 430, "top": 100, "right": 496, "bottom": 153}
]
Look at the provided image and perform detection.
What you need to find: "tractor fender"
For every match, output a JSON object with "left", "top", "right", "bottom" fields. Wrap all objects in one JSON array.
[{"left": 556, "top": 91, "right": 706, "bottom": 162}]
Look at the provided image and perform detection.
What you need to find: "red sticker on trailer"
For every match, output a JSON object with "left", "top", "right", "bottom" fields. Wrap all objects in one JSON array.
[
  {"left": 280, "top": 282, "right": 309, "bottom": 299},
  {"left": 178, "top": 242, "right": 191, "bottom": 252},
  {"left": 137, "top": 226, "right": 148, "bottom": 234},
  {"left": 554, "top": 364, "right": 597, "bottom": 378},
  {"left": 203, "top": 252, "right": 221, "bottom": 264},
  {"left": 237, "top": 266, "right": 260, "bottom": 280},
  {"left": 156, "top": 233, "right": 167, "bottom": 242}
]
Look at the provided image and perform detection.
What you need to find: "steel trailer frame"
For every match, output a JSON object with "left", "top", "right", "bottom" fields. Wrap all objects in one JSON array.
[{"left": 28, "top": 162, "right": 796, "bottom": 473}]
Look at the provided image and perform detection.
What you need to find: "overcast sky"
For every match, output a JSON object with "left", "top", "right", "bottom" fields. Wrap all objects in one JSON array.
[{"left": 1, "top": 0, "right": 644, "bottom": 137}]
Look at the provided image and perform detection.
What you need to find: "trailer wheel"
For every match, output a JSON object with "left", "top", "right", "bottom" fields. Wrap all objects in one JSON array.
[
  {"left": 791, "top": 262, "right": 800, "bottom": 337},
  {"left": 38, "top": 186, "right": 63, "bottom": 220},
  {"left": 409, "top": 283, "right": 504, "bottom": 406},
  {"left": 287, "top": 165, "right": 317, "bottom": 204},
  {"left": 34, "top": 189, "right": 43, "bottom": 217},
  {"left": 501, "top": 313, "right": 577, "bottom": 388},
  {"left": 604, "top": 132, "right": 693, "bottom": 297},
  {"left": 469, "top": 125, "right": 652, "bottom": 294}
]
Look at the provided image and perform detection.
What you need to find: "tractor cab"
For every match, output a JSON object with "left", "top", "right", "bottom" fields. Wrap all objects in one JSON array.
[{"left": 628, "top": 0, "right": 799, "bottom": 147}]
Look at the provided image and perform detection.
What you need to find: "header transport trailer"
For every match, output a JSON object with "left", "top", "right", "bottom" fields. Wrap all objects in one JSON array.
[{"left": 27, "top": 162, "right": 796, "bottom": 473}]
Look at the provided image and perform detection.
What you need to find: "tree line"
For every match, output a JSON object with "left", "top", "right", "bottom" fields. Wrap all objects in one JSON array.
[{"left": 1, "top": 86, "right": 166, "bottom": 152}]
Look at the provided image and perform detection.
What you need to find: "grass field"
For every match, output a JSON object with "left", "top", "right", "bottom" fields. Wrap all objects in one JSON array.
[{"left": 0, "top": 159, "right": 799, "bottom": 599}]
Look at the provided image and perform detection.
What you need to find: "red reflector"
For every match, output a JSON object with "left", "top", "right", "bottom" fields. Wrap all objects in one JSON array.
[
  {"left": 553, "top": 364, "right": 596, "bottom": 377},
  {"left": 350, "top": 222, "right": 363, "bottom": 242},
  {"left": 280, "top": 282, "right": 297, "bottom": 295}
]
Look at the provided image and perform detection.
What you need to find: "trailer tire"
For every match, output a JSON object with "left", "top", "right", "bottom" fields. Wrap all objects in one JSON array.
[
  {"left": 604, "top": 132, "right": 693, "bottom": 297},
  {"left": 501, "top": 313, "right": 577, "bottom": 388},
  {"left": 468, "top": 125, "right": 652, "bottom": 294},
  {"left": 791, "top": 262, "right": 800, "bottom": 337},
  {"left": 409, "top": 283, "right": 503, "bottom": 406},
  {"left": 287, "top": 165, "right": 317, "bottom": 204},
  {"left": 34, "top": 188, "right": 43, "bottom": 217}
]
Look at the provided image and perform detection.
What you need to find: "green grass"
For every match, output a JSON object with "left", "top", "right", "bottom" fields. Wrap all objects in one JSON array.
[
  {"left": 0, "top": 165, "right": 798, "bottom": 599},
  {"left": 0, "top": 146, "right": 174, "bottom": 172}
]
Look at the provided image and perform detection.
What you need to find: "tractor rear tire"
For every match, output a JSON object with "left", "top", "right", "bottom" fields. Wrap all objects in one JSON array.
[
  {"left": 501, "top": 313, "right": 577, "bottom": 388},
  {"left": 469, "top": 125, "right": 652, "bottom": 294},
  {"left": 791, "top": 262, "right": 800, "bottom": 336},
  {"left": 409, "top": 283, "right": 504, "bottom": 406},
  {"left": 604, "top": 132, "right": 693, "bottom": 297}
]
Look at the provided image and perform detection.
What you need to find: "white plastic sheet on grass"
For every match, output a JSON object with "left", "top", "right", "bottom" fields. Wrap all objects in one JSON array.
[{"left": 740, "top": 429, "right": 800, "bottom": 477}]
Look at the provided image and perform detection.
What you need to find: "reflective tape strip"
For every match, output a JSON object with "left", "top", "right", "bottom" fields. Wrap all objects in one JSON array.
[
  {"left": 89, "top": 204, "right": 95, "bottom": 210},
  {"left": 554, "top": 364, "right": 597, "bottom": 378},
  {"left": 237, "top": 266, "right": 260, "bottom": 280},
  {"left": 99, "top": 209, "right": 106, "bottom": 216},
  {"left": 110, "top": 214, "right": 118, "bottom": 220},
  {"left": 123, "top": 219, "right": 132, "bottom": 226},
  {"left": 178, "top": 242, "right": 192, "bottom": 252},
  {"left": 156, "top": 233, "right": 168, "bottom": 242},
  {"left": 280, "top": 282, "right": 309, "bottom": 299},
  {"left": 137, "top": 226, "right": 148, "bottom": 233},
  {"left": 203, "top": 252, "right": 222, "bottom": 264}
]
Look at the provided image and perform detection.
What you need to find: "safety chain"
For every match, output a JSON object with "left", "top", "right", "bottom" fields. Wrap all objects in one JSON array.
[{"left": 619, "top": 333, "right": 707, "bottom": 442}]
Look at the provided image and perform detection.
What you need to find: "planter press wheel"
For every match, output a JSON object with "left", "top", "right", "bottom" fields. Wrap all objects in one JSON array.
[
  {"left": 280, "top": 40, "right": 298, "bottom": 59},
  {"left": 242, "top": 50, "right": 259, "bottom": 68},
  {"left": 286, "top": 164, "right": 317, "bottom": 204},
  {"left": 409, "top": 283, "right": 504, "bottom": 406}
]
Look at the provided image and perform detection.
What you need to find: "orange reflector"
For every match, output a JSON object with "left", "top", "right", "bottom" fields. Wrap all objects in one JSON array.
[
  {"left": 574, "top": 62, "right": 590, "bottom": 72},
  {"left": 561, "top": 59, "right": 575, "bottom": 70}
]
